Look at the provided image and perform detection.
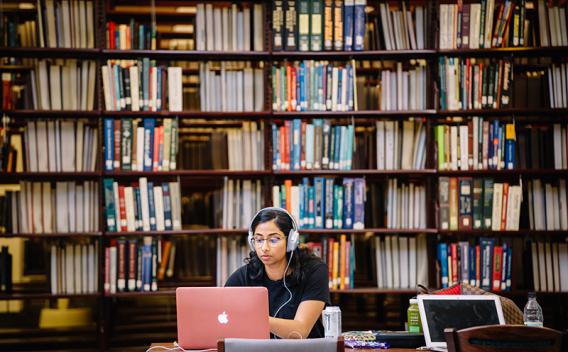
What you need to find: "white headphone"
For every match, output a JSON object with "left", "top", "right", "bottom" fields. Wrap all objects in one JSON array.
[{"left": 247, "top": 207, "right": 300, "bottom": 252}]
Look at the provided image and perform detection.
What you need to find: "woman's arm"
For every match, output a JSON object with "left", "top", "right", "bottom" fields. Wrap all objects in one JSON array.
[{"left": 269, "top": 300, "right": 325, "bottom": 339}]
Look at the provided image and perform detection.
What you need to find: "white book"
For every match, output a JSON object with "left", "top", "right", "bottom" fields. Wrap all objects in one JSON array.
[
  {"left": 505, "top": 185, "right": 522, "bottom": 231},
  {"left": 196, "top": 4, "right": 205, "bottom": 50},
  {"left": 253, "top": 4, "right": 263, "bottom": 51},
  {"left": 375, "top": 238, "right": 384, "bottom": 288},
  {"left": 136, "top": 126, "right": 145, "bottom": 171},
  {"left": 376, "top": 121, "right": 385, "bottom": 169},
  {"left": 49, "top": 65, "right": 62, "bottom": 109},
  {"left": 60, "top": 121, "right": 75, "bottom": 172},
  {"left": 391, "top": 234, "right": 400, "bottom": 288},
  {"left": 109, "top": 245, "right": 117, "bottom": 294},
  {"left": 491, "top": 183, "right": 503, "bottom": 231},
  {"left": 559, "top": 179, "right": 568, "bottom": 230},
  {"left": 559, "top": 243, "right": 568, "bottom": 292},
  {"left": 415, "top": 6, "right": 424, "bottom": 49},
  {"left": 531, "top": 242, "right": 540, "bottom": 291},
  {"left": 74, "top": 244, "right": 83, "bottom": 293},
  {"left": 538, "top": 242, "right": 547, "bottom": 291},
  {"left": 50, "top": 245, "right": 58, "bottom": 294},
  {"left": 385, "top": 236, "right": 393, "bottom": 288},
  {"left": 65, "top": 243, "right": 74, "bottom": 294},
  {"left": 130, "top": 66, "right": 140, "bottom": 111},
  {"left": 124, "top": 187, "right": 136, "bottom": 232},
  {"left": 408, "top": 236, "right": 417, "bottom": 288},
  {"left": 243, "top": 7, "right": 251, "bottom": 51},
  {"left": 153, "top": 186, "right": 165, "bottom": 231},
  {"left": 56, "top": 182, "right": 69, "bottom": 232},
  {"left": 459, "top": 125, "right": 469, "bottom": 170},
  {"left": 85, "top": 1, "right": 94, "bottom": 47},
  {"left": 399, "top": 237, "right": 409, "bottom": 288},
  {"left": 379, "top": 4, "right": 392, "bottom": 50},
  {"left": 205, "top": 4, "right": 214, "bottom": 51},
  {"left": 139, "top": 177, "right": 150, "bottom": 231},
  {"left": 545, "top": 183, "right": 555, "bottom": 230},
  {"left": 559, "top": 8, "right": 568, "bottom": 46},
  {"left": 553, "top": 242, "right": 561, "bottom": 292},
  {"left": 167, "top": 67, "right": 182, "bottom": 112},
  {"left": 545, "top": 242, "right": 554, "bottom": 292},
  {"left": 538, "top": 0, "right": 550, "bottom": 47},
  {"left": 254, "top": 68, "right": 264, "bottom": 112},
  {"left": 450, "top": 126, "right": 459, "bottom": 170}
]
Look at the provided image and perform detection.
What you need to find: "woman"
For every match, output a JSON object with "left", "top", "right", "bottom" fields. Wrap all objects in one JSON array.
[{"left": 225, "top": 207, "right": 330, "bottom": 339}]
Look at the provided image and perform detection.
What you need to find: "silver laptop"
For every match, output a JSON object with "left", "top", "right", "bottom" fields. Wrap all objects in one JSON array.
[{"left": 417, "top": 295, "right": 505, "bottom": 352}]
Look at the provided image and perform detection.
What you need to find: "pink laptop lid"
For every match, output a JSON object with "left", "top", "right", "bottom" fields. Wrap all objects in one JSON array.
[{"left": 176, "top": 287, "right": 270, "bottom": 349}]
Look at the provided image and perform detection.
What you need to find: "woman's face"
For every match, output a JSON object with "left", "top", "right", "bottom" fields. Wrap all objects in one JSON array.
[{"left": 253, "top": 219, "right": 288, "bottom": 266}]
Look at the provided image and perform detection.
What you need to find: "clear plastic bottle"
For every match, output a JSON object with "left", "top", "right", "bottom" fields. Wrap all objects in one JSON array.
[
  {"left": 407, "top": 298, "right": 422, "bottom": 333},
  {"left": 523, "top": 291, "right": 543, "bottom": 327}
]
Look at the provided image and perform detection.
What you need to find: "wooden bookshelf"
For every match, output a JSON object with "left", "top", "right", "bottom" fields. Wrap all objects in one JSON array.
[{"left": 2, "top": 1, "right": 568, "bottom": 350}]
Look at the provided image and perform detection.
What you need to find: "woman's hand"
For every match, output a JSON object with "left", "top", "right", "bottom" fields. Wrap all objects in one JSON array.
[{"left": 269, "top": 300, "right": 326, "bottom": 339}]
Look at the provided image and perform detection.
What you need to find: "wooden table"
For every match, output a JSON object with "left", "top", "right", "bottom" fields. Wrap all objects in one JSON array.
[{"left": 149, "top": 342, "right": 429, "bottom": 351}]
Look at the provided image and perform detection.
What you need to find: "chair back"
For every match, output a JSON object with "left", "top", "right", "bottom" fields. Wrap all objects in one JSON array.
[
  {"left": 444, "top": 325, "right": 566, "bottom": 352},
  {"left": 218, "top": 336, "right": 344, "bottom": 352}
]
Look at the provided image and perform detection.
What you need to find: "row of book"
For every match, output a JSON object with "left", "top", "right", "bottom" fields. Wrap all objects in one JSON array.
[
  {"left": 272, "top": 177, "right": 366, "bottom": 229},
  {"left": 180, "top": 122, "right": 265, "bottom": 171},
  {"left": 526, "top": 179, "right": 568, "bottom": 231},
  {"left": 0, "top": 17, "right": 37, "bottom": 47},
  {"left": 376, "top": 63, "right": 428, "bottom": 111},
  {"left": 101, "top": 60, "right": 183, "bottom": 112},
  {"left": 50, "top": 241, "right": 98, "bottom": 295},
  {"left": 440, "top": 1, "right": 531, "bottom": 49},
  {"left": 195, "top": 3, "right": 264, "bottom": 52},
  {"left": 106, "top": 20, "right": 155, "bottom": 50},
  {"left": 103, "top": 118, "right": 179, "bottom": 172},
  {"left": 518, "top": 123, "right": 567, "bottom": 169},
  {"left": 306, "top": 234, "right": 355, "bottom": 289},
  {"left": 199, "top": 62, "right": 265, "bottom": 112},
  {"left": 537, "top": 0, "right": 568, "bottom": 47},
  {"left": 435, "top": 119, "right": 516, "bottom": 171},
  {"left": 35, "top": 0, "right": 95, "bottom": 48},
  {"left": 438, "top": 178, "right": 522, "bottom": 231},
  {"left": 548, "top": 63, "right": 568, "bottom": 108},
  {"left": 437, "top": 238, "right": 512, "bottom": 292},
  {"left": 531, "top": 240, "right": 568, "bottom": 292},
  {"left": 272, "top": 120, "right": 354, "bottom": 171},
  {"left": 0, "top": 246, "right": 12, "bottom": 293},
  {"left": 376, "top": 120, "right": 426, "bottom": 170},
  {"left": 273, "top": 0, "right": 366, "bottom": 52},
  {"left": 30, "top": 59, "right": 97, "bottom": 110},
  {"left": 2, "top": 181, "right": 99, "bottom": 234},
  {"left": 103, "top": 178, "right": 182, "bottom": 233},
  {"left": 221, "top": 178, "right": 263, "bottom": 230},
  {"left": 22, "top": 120, "right": 98, "bottom": 172},
  {"left": 272, "top": 60, "right": 356, "bottom": 112},
  {"left": 375, "top": 234, "right": 428, "bottom": 289},
  {"left": 439, "top": 57, "right": 512, "bottom": 111},
  {"left": 105, "top": 237, "right": 161, "bottom": 293},
  {"left": 385, "top": 179, "right": 427, "bottom": 230},
  {"left": 216, "top": 236, "right": 248, "bottom": 287},
  {"left": 373, "top": 2, "right": 427, "bottom": 51}
]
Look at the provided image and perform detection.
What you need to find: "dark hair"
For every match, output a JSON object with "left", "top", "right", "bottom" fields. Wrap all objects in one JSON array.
[{"left": 246, "top": 208, "right": 321, "bottom": 285}]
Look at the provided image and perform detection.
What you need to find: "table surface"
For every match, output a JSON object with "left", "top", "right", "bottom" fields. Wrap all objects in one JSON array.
[{"left": 149, "top": 342, "right": 430, "bottom": 352}]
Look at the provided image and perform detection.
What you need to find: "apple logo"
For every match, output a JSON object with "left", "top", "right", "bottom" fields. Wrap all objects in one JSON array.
[{"left": 218, "top": 311, "right": 229, "bottom": 324}]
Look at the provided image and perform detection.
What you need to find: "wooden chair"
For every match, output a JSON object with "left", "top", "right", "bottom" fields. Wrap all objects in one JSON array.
[
  {"left": 444, "top": 325, "right": 567, "bottom": 352},
  {"left": 218, "top": 336, "right": 344, "bottom": 352}
]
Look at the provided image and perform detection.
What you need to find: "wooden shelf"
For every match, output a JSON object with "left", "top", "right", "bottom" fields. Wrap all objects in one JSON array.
[
  {"left": 102, "top": 111, "right": 272, "bottom": 119},
  {"left": 437, "top": 169, "right": 568, "bottom": 176},
  {"left": 0, "top": 292, "right": 101, "bottom": 300},
  {"left": 0, "top": 172, "right": 101, "bottom": 181},
  {"left": 438, "top": 230, "right": 568, "bottom": 237},
  {"left": 1, "top": 110, "right": 101, "bottom": 118},
  {"left": 300, "top": 228, "right": 438, "bottom": 235},
  {"left": 105, "top": 170, "right": 271, "bottom": 178},
  {"left": 105, "top": 290, "right": 176, "bottom": 298},
  {"left": 104, "top": 229, "right": 248, "bottom": 237},
  {"left": 0, "top": 47, "right": 100, "bottom": 58},
  {"left": 330, "top": 288, "right": 418, "bottom": 294},
  {"left": 436, "top": 108, "right": 568, "bottom": 117},
  {"left": 271, "top": 49, "right": 437, "bottom": 59},
  {"left": 101, "top": 49, "right": 269, "bottom": 60},
  {"left": 0, "top": 232, "right": 102, "bottom": 238},
  {"left": 438, "top": 46, "right": 568, "bottom": 57},
  {"left": 274, "top": 169, "right": 437, "bottom": 176},
  {"left": 272, "top": 110, "right": 437, "bottom": 118}
]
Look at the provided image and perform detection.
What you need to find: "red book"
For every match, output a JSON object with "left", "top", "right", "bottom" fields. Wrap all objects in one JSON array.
[
  {"left": 104, "top": 247, "right": 110, "bottom": 294},
  {"left": 118, "top": 185, "right": 128, "bottom": 231},
  {"left": 291, "top": 68, "right": 297, "bottom": 111},
  {"left": 475, "top": 245, "right": 481, "bottom": 287},
  {"left": 451, "top": 243, "right": 459, "bottom": 284},
  {"left": 279, "top": 125, "right": 286, "bottom": 170},
  {"left": 108, "top": 21, "right": 116, "bottom": 49},
  {"left": 128, "top": 240, "right": 137, "bottom": 290},
  {"left": 327, "top": 238, "right": 334, "bottom": 287},
  {"left": 500, "top": 183, "right": 509, "bottom": 230},
  {"left": 300, "top": 121, "right": 306, "bottom": 170},
  {"left": 492, "top": 246, "right": 503, "bottom": 292},
  {"left": 152, "top": 125, "right": 161, "bottom": 171},
  {"left": 117, "top": 240, "right": 126, "bottom": 292}
]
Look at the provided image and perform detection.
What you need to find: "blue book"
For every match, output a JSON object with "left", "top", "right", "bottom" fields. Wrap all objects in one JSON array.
[
  {"left": 272, "top": 124, "right": 279, "bottom": 170},
  {"left": 113, "top": 65, "right": 122, "bottom": 110},
  {"left": 151, "top": 238, "right": 158, "bottom": 291},
  {"left": 324, "top": 178, "right": 335, "bottom": 229},
  {"left": 353, "top": 178, "right": 365, "bottom": 229},
  {"left": 143, "top": 119, "right": 155, "bottom": 171},
  {"left": 333, "top": 185, "right": 343, "bottom": 229},
  {"left": 162, "top": 183, "right": 173, "bottom": 230},
  {"left": 308, "top": 185, "right": 316, "bottom": 228},
  {"left": 469, "top": 244, "right": 476, "bottom": 286},
  {"left": 142, "top": 58, "right": 150, "bottom": 111},
  {"left": 333, "top": 126, "right": 341, "bottom": 169},
  {"left": 343, "top": 0, "right": 354, "bottom": 50},
  {"left": 302, "top": 177, "right": 311, "bottom": 227},
  {"left": 347, "top": 124, "right": 354, "bottom": 170},
  {"left": 438, "top": 243, "right": 449, "bottom": 288},
  {"left": 314, "top": 177, "right": 325, "bottom": 228},
  {"left": 142, "top": 237, "right": 152, "bottom": 291},
  {"left": 299, "top": 62, "right": 306, "bottom": 111},
  {"left": 147, "top": 181, "right": 157, "bottom": 231},
  {"left": 488, "top": 123, "right": 494, "bottom": 169},
  {"left": 337, "top": 68, "right": 343, "bottom": 110},
  {"left": 293, "top": 119, "right": 301, "bottom": 170},
  {"left": 346, "top": 64, "right": 354, "bottom": 111},
  {"left": 156, "top": 67, "right": 162, "bottom": 111},
  {"left": 342, "top": 178, "right": 354, "bottom": 229},
  {"left": 479, "top": 237, "right": 494, "bottom": 291},
  {"left": 104, "top": 118, "right": 114, "bottom": 171},
  {"left": 103, "top": 178, "right": 117, "bottom": 232},
  {"left": 439, "top": 57, "right": 446, "bottom": 110},
  {"left": 353, "top": 0, "right": 366, "bottom": 51},
  {"left": 506, "top": 246, "right": 512, "bottom": 291}
]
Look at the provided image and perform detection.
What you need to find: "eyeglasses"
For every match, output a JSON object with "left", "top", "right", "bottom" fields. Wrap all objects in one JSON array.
[{"left": 253, "top": 236, "right": 284, "bottom": 248}]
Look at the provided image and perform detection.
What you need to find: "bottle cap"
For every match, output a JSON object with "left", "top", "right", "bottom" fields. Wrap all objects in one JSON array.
[{"left": 409, "top": 298, "right": 418, "bottom": 304}]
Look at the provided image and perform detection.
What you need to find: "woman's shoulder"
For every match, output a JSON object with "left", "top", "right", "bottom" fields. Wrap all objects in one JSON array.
[
  {"left": 302, "top": 255, "right": 328, "bottom": 279},
  {"left": 225, "top": 265, "right": 249, "bottom": 286}
]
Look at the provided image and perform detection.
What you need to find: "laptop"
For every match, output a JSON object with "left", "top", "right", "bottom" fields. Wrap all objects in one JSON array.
[
  {"left": 417, "top": 295, "right": 505, "bottom": 352},
  {"left": 176, "top": 287, "right": 270, "bottom": 350}
]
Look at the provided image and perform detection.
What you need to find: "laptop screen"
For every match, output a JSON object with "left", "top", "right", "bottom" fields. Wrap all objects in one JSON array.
[{"left": 422, "top": 298, "right": 502, "bottom": 343}]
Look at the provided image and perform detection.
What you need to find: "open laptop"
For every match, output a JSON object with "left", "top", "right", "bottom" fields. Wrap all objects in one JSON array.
[
  {"left": 176, "top": 287, "right": 270, "bottom": 350},
  {"left": 417, "top": 295, "right": 505, "bottom": 352}
]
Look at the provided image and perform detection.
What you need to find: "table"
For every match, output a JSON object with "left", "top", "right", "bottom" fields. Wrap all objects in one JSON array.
[{"left": 149, "top": 342, "right": 430, "bottom": 351}]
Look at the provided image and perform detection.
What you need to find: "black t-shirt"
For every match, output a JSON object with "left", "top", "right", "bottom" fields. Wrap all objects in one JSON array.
[{"left": 225, "top": 260, "right": 330, "bottom": 338}]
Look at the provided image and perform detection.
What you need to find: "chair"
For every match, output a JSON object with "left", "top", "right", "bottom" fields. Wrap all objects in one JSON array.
[
  {"left": 217, "top": 336, "right": 344, "bottom": 352},
  {"left": 444, "top": 325, "right": 567, "bottom": 352}
]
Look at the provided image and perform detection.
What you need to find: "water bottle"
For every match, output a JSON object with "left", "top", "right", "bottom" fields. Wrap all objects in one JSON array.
[{"left": 523, "top": 291, "right": 543, "bottom": 327}]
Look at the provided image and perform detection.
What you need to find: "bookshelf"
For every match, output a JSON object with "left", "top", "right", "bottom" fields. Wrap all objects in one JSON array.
[{"left": 1, "top": 0, "right": 568, "bottom": 350}]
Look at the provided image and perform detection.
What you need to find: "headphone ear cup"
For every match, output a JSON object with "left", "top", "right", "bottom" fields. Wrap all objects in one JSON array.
[
  {"left": 287, "top": 229, "right": 299, "bottom": 252},
  {"left": 248, "top": 231, "right": 255, "bottom": 252}
]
